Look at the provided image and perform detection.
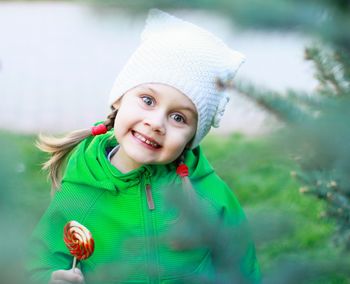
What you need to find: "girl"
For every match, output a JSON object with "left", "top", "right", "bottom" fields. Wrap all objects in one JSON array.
[{"left": 27, "top": 9, "right": 260, "bottom": 284}]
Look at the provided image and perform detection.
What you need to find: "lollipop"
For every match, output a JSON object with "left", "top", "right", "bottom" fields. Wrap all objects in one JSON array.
[{"left": 63, "top": 220, "right": 95, "bottom": 269}]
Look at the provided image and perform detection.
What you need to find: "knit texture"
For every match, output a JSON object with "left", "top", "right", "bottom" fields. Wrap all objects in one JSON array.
[{"left": 108, "top": 9, "right": 245, "bottom": 148}]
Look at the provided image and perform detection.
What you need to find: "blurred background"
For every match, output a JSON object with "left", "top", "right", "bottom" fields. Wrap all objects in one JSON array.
[
  {"left": 0, "top": 0, "right": 316, "bottom": 135},
  {"left": 1, "top": 0, "right": 350, "bottom": 283}
]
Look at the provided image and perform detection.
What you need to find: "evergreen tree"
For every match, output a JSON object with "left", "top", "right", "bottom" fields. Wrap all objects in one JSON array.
[{"left": 232, "top": 3, "right": 350, "bottom": 250}]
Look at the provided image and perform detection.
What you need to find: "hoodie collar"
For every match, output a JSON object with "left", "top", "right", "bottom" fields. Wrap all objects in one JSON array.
[{"left": 62, "top": 131, "right": 214, "bottom": 192}]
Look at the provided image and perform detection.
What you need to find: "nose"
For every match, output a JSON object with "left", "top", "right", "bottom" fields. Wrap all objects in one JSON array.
[{"left": 143, "top": 112, "right": 166, "bottom": 135}]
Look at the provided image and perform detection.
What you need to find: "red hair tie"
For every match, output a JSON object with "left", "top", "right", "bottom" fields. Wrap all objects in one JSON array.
[
  {"left": 91, "top": 124, "right": 107, "bottom": 136},
  {"left": 176, "top": 163, "right": 189, "bottom": 177}
]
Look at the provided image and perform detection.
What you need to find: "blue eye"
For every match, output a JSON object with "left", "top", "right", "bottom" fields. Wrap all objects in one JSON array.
[
  {"left": 141, "top": 96, "right": 154, "bottom": 106},
  {"left": 170, "top": 113, "right": 185, "bottom": 124}
]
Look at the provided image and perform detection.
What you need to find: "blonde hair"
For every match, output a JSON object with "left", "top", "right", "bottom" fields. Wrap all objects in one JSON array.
[{"left": 37, "top": 109, "right": 118, "bottom": 191}]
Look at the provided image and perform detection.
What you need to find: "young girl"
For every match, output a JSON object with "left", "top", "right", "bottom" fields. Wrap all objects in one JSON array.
[{"left": 27, "top": 9, "right": 260, "bottom": 284}]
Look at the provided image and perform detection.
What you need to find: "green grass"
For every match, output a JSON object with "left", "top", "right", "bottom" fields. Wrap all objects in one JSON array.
[{"left": 1, "top": 130, "right": 348, "bottom": 283}]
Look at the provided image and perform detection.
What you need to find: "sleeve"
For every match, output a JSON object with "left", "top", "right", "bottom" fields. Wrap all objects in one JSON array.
[
  {"left": 25, "top": 184, "right": 88, "bottom": 284},
  {"left": 211, "top": 182, "right": 261, "bottom": 284}
]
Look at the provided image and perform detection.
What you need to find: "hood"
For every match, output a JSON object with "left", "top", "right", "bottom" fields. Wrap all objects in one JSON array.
[{"left": 62, "top": 131, "right": 214, "bottom": 192}]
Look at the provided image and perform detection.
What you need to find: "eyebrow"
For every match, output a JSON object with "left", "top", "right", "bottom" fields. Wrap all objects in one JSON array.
[
  {"left": 144, "top": 87, "right": 158, "bottom": 95},
  {"left": 178, "top": 106, "right": 198, "bottom": 117}
]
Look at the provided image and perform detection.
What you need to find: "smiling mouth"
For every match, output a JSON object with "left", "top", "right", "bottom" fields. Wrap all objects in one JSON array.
[{"left": 132, "top": 131, "right": 162, "bottom": 149}]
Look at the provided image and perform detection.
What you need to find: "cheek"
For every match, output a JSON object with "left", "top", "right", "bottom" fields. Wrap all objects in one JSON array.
[
  {"left": 181, "top": 127, "right": 196, "bottom": 146},
  {"left": 113, "top": 112, "right": 131, "bottom": 140},
  {"left": 113, "top": 122, "right": 122, "bottom": 143},
  {"left": 167, "top": 129, "right": 194, "bottom": 152},
  {"left": 114, "top": 104, "right": 138, "bottom": 127}
]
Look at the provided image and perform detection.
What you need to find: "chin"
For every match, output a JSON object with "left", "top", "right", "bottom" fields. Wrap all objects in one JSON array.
[{"left": 128, "top": 153, "right": 157, "bottom": 165}]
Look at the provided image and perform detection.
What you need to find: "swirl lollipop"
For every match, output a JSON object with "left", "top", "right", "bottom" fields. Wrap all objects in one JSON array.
[{"left": 63, "top": 220, "right": 95, "bottom": 269}]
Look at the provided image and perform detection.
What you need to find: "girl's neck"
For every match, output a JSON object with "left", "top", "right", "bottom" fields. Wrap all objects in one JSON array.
[{"left": 110, "top": 147, "right": 142, "bottom": 173}]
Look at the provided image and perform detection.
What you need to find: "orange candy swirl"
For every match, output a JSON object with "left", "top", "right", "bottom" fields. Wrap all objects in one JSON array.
[{"left": 63, "top": 221, "right": 95, "bottom": 260}]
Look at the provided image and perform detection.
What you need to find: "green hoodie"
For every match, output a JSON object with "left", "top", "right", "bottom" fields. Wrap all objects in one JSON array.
[{"left": 27, "top": 132, "right": 260, "bottom": 283}]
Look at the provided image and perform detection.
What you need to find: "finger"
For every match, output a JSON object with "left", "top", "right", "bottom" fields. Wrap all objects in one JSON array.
[
  {"left": 51, "top": 269, "right": 84, "bottom": 283},
  {"left": 71, "top": 268, "right": 85, "bottom": 283},
  {"left": 72, "top": 268, "right": 85, "bottom": 284},
  {"left": 49, "top": 279, "right": 72, "bottom": 284},
  {"left": 72, "top": 268, "right": 83, "bottom": 276},
  {"left": 50, "top": 281, "right": 71, "bottom": 284}
]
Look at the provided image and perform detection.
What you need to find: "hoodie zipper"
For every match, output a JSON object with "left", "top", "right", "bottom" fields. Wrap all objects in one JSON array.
[
  {"left": 141, "top": 175, "right": 159, "bottom": 283},
  {"left": 145, "top": 184, "right": 155, "bottom": 210}
]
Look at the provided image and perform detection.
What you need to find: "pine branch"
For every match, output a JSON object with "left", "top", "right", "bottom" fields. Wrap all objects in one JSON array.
[
  {"left": 333, "top": 48, "right": 350, "bottom": 91},
  {"left": 305, "top": 46, "right": 343, "bottom": 96},
  {"left": 234, "top": 82, "right": 312, "bottom": 124}
]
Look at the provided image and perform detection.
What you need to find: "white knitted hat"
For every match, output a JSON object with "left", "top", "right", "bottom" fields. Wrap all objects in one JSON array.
[{"left": 109, "top": 9, "right": 245, "bottom": 148}]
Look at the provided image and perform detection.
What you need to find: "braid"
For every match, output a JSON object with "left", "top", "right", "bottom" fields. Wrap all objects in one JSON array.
[
  {"left": 170, "top": 151, "right": 198, "bottom": 251},
  {"left": 103, "top": 108, "right": 118, "bottom": 130},
  {"left": 38, "top": 109, "right": 118, "bottom": 193},
  {"left": 177, "top": 152, "right": 196, "bottom": 203}
]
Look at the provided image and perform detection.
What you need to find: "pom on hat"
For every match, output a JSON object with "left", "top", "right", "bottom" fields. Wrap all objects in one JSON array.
[{"left": 109, "top": 9, "right": 245, "bottom": 148}]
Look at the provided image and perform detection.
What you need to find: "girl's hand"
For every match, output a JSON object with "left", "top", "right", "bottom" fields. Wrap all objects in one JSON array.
[{"left": 49, "top": 268, "right": 85, "bottom": 284}]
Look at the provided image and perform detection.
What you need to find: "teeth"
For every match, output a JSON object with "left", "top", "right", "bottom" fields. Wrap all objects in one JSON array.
[{"left": 134, "top": 132, "right": 159, "bottom": 148}]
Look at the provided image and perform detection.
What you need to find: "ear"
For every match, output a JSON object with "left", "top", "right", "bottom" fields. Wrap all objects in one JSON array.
[{"left": 111, "top": 95, "right": 125, "bottom": 110}]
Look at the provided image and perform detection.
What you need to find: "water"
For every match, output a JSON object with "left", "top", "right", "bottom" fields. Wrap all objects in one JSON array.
[{"left": 0, "top": 2, "right": 316, "bottom": 135}]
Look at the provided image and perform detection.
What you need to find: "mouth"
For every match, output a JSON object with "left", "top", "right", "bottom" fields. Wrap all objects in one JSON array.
[{"left": 132, "top": 131, "right": 162, "bottom": 149}]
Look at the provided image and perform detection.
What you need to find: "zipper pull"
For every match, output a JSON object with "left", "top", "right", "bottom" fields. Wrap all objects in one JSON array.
[{"left": 145, "top": 184, "right": 155, "bottom": 210}]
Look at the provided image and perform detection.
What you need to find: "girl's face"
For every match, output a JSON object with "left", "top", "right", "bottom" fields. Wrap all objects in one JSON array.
[{"left": 111, "top": 83, "right": 198, "bottom": 173}]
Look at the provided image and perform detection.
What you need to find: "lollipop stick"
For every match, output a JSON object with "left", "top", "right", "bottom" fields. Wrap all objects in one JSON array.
[{"left": 72, "top": 256, "right": 77, "bottom": 270}]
